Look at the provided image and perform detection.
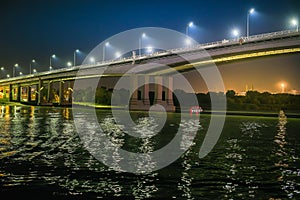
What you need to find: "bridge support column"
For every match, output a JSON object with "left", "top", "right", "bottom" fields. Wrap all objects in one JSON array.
[
  {"left": 16, "top": 86, "right": 21, "bottom": 102},
  {"left": 37, "top": 79, "right": 42, "bottom": 105},
  {"left": 155, "top": 76, "right": 163, "bottom": 105},
  {"left": 59, "top": 81, "right": 63, "bottom": 105},
  {"left": 9, "top": 84, "right": 12, "bottom": 102},
  {"left": 166, "top": 76, "right": 174, "bottom": 106},
  {"left": 129, "top": 75, "right": 175, "bottom": 112},
  {"left": 47, "top": 81, "right": 51, "bottom": 102},
  {"left": 27, "top": 86, "right": 31, "bottom": 102},
  {"left": 143, "top": 75, "right": 150, "bottom": 106},
  {"left": 130, "top": 75, "right": 138, "bottom": 106}
]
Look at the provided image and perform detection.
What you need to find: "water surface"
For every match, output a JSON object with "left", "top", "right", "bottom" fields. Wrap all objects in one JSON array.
[{"left": 0, "top": 105, "right": 299, "bottom": 199}]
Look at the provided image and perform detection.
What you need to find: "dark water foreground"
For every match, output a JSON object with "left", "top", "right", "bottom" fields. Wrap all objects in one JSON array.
[{"left": 0, "top": 105, "right": 299, "bottom": 199}]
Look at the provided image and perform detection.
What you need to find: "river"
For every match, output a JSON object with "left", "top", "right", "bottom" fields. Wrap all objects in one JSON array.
[{"left": 0, "top": 105, "right": 299, "bottom": 199}]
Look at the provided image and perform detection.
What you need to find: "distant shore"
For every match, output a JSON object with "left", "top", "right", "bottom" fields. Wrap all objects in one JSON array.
[
  {"left": 1, "top": 101, "right": 300, "bottom": 118},
  {"left": 201, "top": 110, "right": 300, "bottom": 118}
]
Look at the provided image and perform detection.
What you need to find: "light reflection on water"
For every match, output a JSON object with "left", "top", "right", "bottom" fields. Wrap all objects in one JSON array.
[{"left": 0, "top": 105, "right": 299, "bottom": 199}]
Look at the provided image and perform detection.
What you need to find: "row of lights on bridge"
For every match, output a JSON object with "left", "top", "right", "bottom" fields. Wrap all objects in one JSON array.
[{"left": 0, "top": 8, "right": 299, "bottom": 78}]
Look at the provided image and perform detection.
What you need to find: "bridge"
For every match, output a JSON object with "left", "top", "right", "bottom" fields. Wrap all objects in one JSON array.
[{"left": 0, "top": 30, "right": 299, "bottom": 111}]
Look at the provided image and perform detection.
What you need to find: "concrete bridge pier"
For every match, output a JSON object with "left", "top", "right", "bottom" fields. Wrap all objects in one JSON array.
[{"left": 129, "top": 75, "right": 175, "bottom": 112}]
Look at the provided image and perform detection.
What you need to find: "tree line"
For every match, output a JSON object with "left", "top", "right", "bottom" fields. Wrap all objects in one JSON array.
[{"left": 73, "top": 87, "right": 300, "bottom": 112}]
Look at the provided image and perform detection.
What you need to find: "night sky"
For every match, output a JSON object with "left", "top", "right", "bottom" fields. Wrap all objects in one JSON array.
[{"left": 0, "top": 0, "right": 300, "bottom": 93}]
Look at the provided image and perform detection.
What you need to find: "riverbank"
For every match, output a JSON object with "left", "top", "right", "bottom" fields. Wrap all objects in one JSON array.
[{"left": 1, "top": 101, "right": 300, "bottom": 118}]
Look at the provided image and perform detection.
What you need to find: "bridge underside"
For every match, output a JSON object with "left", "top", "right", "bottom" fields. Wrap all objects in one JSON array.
[{"left": 0, "top": 31, "right": 300, "bottom": 111}]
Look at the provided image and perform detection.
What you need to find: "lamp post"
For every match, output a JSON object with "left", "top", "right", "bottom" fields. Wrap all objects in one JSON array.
[
  {"left": 247, "top": 8, "right": 255, "bottom": 37},
  {"left": 13, "top": 63, "right": 18, "bottom": 77},
  {"left": 103, "top": 42, "right": 109, "bottom": 62},
  {"left": 49, "top": 54, "right": 56, "bottom": 71},
  {"left": 291, "top": 19, "right": 299, "bottom": 32},
  {"left": 186, "top": 22, "right": 194, "bottom": 36},
  {"left": 30, "top": 59, "right": 35, "bottom": 74},
  {"left": 74, "top": 49, "right": 79, "bottom": 66},
  {"left": 0, "top": 67, "right": 4, "bottom": 79},
  {"left": 139, "top": 33, "right": 146, "bottom": 56}
]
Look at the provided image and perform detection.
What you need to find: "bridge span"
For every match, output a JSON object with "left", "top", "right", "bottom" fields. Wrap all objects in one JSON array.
[{"left": 0, "top": 30, "right": 299, "bottom": 111}]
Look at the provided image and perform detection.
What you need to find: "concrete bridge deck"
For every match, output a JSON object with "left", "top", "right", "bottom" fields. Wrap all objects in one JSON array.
[{"left": 0, "top": 30, "right": 299, "bottom": 110}]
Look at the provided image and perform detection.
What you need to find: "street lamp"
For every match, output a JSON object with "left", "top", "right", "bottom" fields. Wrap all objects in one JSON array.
[
  {"left": 232, "top": 29, "right": 240, "bottom": 39},
  {"left": 19, "top": 72, "right": 23, "bottom": 76},
  {"left": 33, "top": 69, "right": 37, "bottom": 73},
  {"left": 0, "top": 67, "right": 4, "bottom": 79},
  {"left": 146, "top": 46, "right": 153, "bottom": 54},
  {"left": 30, "top": 59, "right": 35, "bottom": 74},
  {"left": 74, "top": 49, "right": 80, "bottom": 66},
  {"left": 49, "top": 54, "right": 56, "bottom": 71},
  {"left": 103, "top": 42, "right": 110, "bottom": 62},
  {"left": 247, "top": 8, "right": 255, "bottom": 37},
  {"left": 67, "top": 61, "right": 72, "bottom": 67},
  {"left": 186, "top": 21, "right": 194, "bottom": 36},
  {"left": 89, "top": 57, "right": 95, "bottom": 64},
  {"left": 291, "top": 18, "right": 299, "bottom": 32},
  {"left": 115, "top": 51, "right": 121, "bottom": 59},
  {"left": 13, "top": 63, "right": 19, "bottom": 77},
  {"left": 6, "top": 74, "right": 10, "bottom": 78},
  {"left": 139, "top": 33, "right": 146, "bottom": 56}
]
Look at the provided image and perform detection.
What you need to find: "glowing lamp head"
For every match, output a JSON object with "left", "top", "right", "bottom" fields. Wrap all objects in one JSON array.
[
  {"left": 249, "top": 8, "right": 255, "bottom": 14},
  {"left": 291, "top": 19, "right": 298, "bottom": 26},
  {"left": 67, "top": 62, "right": 72, "bottom": 67},
  {"left": 89, "top": 57, "right": 95, "bottom": 63},
  {"left": 188, "top": 22, "right": 194, "bottom": 27},
  {"left": 232, "top": 29, "right": 239, "bottom": 37}
]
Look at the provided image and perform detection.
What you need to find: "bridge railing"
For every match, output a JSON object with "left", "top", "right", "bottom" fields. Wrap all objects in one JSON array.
[
  {"left": 168, "top": 29, "right": 299, "bottom": 55},
  {"left": 1, "top": 29, "right": 299, "bottom": 83}
]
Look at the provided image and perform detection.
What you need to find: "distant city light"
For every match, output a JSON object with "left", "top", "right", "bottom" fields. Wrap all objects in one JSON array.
[{"left": 281, "top": 83, "right": 285, "bottom": 93}]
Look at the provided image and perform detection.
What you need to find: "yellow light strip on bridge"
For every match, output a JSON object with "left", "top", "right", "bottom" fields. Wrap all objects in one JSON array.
[{"left": 150, "top": 48, "right": 300, "bottom": 75}]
